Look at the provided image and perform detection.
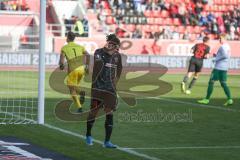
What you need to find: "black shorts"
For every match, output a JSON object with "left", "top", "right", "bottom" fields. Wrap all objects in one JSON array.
[
  {"left": 90, "top": 88, "right": 118, "bottom": 111},
  {"left": 188, "top": 57, "right": 203, "bottom": 73}
]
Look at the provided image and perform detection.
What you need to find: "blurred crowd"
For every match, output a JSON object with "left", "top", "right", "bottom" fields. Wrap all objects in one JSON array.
[
  {"left": 88, "top": 0, "right": 240, "bottom": 40},
  {"left": 63, "top": 15, "right": 89, "bottom": 37},
  {"left": 0, "top": 0, "right": 29, "bottom": 11}
]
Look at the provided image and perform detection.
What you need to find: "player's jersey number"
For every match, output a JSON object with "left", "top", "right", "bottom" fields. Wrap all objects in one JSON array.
[{"left": 72, "top": 48, "right": 77, "bottom": 57}]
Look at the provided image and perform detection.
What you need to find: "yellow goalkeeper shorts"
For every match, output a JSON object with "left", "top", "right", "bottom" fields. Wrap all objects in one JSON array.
[{"left": 67, "top": 65, "right": 85, "bottom": 87}]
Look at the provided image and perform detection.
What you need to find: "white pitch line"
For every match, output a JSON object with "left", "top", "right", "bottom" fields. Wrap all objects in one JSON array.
[
  {"left": 44, "top": 123, "right": 161, "bottom": 160},
  {"left": 147, "top": 97, "right": 240, "bottom": 113},
  {"left": 123, "top": 146, "right": 240, "bottom": 150},
  {"left": 0, "top": 109, "right": 161, "bottom": 160}
]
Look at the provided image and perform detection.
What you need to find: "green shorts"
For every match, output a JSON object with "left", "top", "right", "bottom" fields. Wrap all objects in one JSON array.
[{"left": 210, "top": 69, "right": 228, "bottom": 82}]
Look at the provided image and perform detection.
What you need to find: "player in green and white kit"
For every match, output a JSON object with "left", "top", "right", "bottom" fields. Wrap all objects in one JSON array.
[{"left": 198, "top": 34, "right": 233, "bottom": 106}]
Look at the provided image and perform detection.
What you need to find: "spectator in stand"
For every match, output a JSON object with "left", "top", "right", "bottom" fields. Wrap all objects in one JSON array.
[
  {"left": 132, "top": 28, "right": 142, "bottom": 39},
  {"left": 207, "top": 12, "right": 215, "bottom": 23},
  {"left": 197, "top": 32, "right": 205, "bottom": 40},
  {"left": 93, "top": 0, "right": 99, "bottom": 13},
  {"left": 153, "top": 31, "right": 161, "bottom": 40},
  {"left": 194, "top": 1, "right": 203, "bottom": 15},
  {"left": 145, "top": 1, "right": 152, "bottom": 10},
  {"left": 223, "top": 12, "right": 231, "bottom": 33},
  {"left": 178, "top": 3, "right": 187, "bottom": 26},
  {"left": 89, "top": 0, "right": 239, "bottom": 40},
  {"left": 82, "top": 16, "right": 89, "bottom": 37},
  {"left": 199, "top": 15, "right": 208, "bottom": 26},
  {"left": 216, "top": 15, "right": 224, "bottom": 27},
  {"left": 183, "top": 30, "right": 190, "bottom": 40},
  {"left": 169, "top": 2, "right": 178, "bottom": 18},
  {"left": 211, "top": 19, "right": 219, "bottom": 34},
  {"left": 114, "top": 9, "right": 124, "bottom": 25},
  {"left": 188, "top": 11, "right": 198, "bottom": 26},
  {"left": 0, "top": 1, "right": 6, "bottom": 10},
  {"left": 172, "top": 27, "right": 180, "bottom": 40},
  {"left": 157, "top": 0, "right": 167, "bottom": 10},
  {"left": 229, "top": 24, "right": 236, "bottom": 40},
  {"left": 144, "top": 32, "right": 154, "bottom": 39},
  {"left": 159, "top": 28, "right": 171, "bottom": 39},
  {"left": 123, "top": 16, "right": 130, "bottom": 24},
  {"left": 204, "top": 22, "right": 212, "bottom": 34},
  {"left": 63, "top": 15, "right": 70, "bottom": 33},
  {"left": 202, "top": 0, "right": 208, "bottom": 5},
  {"left": 125, "top": 0, "right": 134, "bottom": 10},
  {"left": 141, "top": 45, "right": 149, "bottom": 54},
  {"left": 126, "top": 8, "right": 134, "bottom": 16},
  {"left": 236, "top": 12, "right": 240, "bottom": 27},
  {"left": 73, "top": 17, "right": 84, "bottom": 37},
  {"left": 0, "top": 0, "right": 29, "bottom": 11},
  {"left": 63, "top": 15, "right": 75, "bottom": 35},
  {"left": 133, "top": 0, "right": 142, "bottom": 12}
]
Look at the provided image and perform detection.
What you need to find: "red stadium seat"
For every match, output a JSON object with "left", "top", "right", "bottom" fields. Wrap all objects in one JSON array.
[
  {"left": 154, "top": 18, "right": 163, "bottom": 25},
  {"left": 147, "top": 17, "right": 155, "bottom": 25},
  {"left": 144, "top": 10, "right": 153, "bottom": 17},
  {"left": 193, "top": 26, "right": 202, "bottom": 34},
  {"left": 142, "top": 25, "right": 151, "bottom": 32},
  {"left": 222, "top": 0, "right": 229, "bottom": 4},
  {"left": 177, "top": 26, "right": 185, "bottom": 33},
  {"left": 228, "top": 5, "right": 234, "bottom": 10},
  {"left": 205, "top": 5, "right": 210, "bottom": 11},
  {"left": 173, "top": 18, "right": 181, "bottom": 26},
  {"left": 160, "top": 10, "right": 169, "bottom": 18},
  {"left": 164, "top": 18, "right": 173, "bottom": 25},
  {"left": 229, "top": 0, "right": 237, "bottom": 4},
  {"left": 186, "top": 26, "right": 194, "bottom": 33},
  {"left": 152, "top": 10, "right": 161, "bottom": 18},
  {"left": 150, "top": 25, "right": 159, "bottom": 32},
  {"left": 126, "top": 24, "right": 136, "bottom": 32},
  {"left": 136, "top": 25, "right": 143, "bottom": 30}
]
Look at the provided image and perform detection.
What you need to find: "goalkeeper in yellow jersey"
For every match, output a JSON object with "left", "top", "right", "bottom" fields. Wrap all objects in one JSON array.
[{"left": 59, "top": 31, "right": 90, "bottom": 113}]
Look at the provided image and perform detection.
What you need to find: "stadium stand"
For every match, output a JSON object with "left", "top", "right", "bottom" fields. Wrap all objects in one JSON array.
[
  {"left": 87, "top": 0, "right": 240, "bottom": 41},
  {"left": 0, "top": 0, "right": 239, "bottom": 52}
]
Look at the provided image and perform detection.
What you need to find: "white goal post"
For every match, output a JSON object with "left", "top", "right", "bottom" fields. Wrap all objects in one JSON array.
[{"left": 38, "top": 0, "right": 46, "bottom": 124}]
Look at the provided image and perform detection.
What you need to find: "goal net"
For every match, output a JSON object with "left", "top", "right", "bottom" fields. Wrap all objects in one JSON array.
[{"left": 0, "top": 0, "right": 41, "bottom": 124}]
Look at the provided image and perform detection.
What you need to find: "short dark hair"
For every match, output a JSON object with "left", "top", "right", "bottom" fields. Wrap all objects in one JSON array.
[
  {"left": 106, "top": 34, "right": 120, "bottom": 45},
  {"left": 203, "top": 36, "right": 210, "bottom": 42},
  {"left": 67, "top": 31, "right": 76, "bottom": 41}
]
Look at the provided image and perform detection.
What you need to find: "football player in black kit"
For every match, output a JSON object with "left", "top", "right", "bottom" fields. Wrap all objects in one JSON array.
[
  {"left": 181, "top": 36, "right": 210, "bottom": 94},
  {"left": 85, "top": 34, "right": 122, "bottom": 148}
]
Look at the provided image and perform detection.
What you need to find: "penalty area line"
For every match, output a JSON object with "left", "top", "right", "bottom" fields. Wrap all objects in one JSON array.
[
  {"left": 0, "top": 108, "right": 161, "bottom": 160},
  {"left": 44, "top": 123, "right": 161, "bottom": 160},
  {"left": 123, "top": 146, "right": 240, "bottom": 150}
]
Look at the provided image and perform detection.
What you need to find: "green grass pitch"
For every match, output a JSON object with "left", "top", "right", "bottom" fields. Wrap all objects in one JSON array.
[{"left": 0, "top": 71, "right": 239, "bottom": 160}]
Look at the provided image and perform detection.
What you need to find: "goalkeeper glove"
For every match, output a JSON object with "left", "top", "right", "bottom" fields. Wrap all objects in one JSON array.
[
  {"left": 59, "top": 64, "right": 64, "bottom": 70},
  {"left": 85, "top": 65, "right": 89, "bottom": 74}
]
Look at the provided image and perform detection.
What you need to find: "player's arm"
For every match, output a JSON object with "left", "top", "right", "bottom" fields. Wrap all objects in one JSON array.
[
  {"left": 191, "top": 44, "right": 196, "bottom": 55},
  {"left": 92, "top": 49, "right": 104, "bottom": 83},
  {"left": 116, "top": 54, "right": 122, "bottom": 84},
  {"left": 83, "top": 50, "right": 90, "bottom": 74},
  {"left": 204, "top": 46, "right": 210, "bottom": 59},
  {"left": 59, "top": 49, "right": 65, "bottom": 70}
]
